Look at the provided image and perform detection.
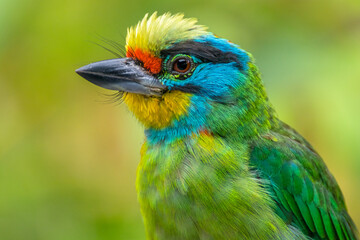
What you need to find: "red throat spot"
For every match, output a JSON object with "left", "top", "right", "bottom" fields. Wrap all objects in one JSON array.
[
  {"left": 200, "top": 129, "right": 212, "bottom": 136},
  {"left": 126, "top": 48, "right": 162, "bottom": 74}
]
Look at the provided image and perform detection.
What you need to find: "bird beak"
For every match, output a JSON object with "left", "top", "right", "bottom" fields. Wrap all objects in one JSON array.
[{"left": 76, "top": 58, "right": 167, "bottom": 96}]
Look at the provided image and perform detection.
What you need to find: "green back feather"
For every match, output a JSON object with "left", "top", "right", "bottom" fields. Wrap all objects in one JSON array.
[{"left": 250, "top": 121, "right": 358, "bottom": 240}]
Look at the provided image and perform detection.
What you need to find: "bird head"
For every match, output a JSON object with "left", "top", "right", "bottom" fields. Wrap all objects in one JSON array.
[{"left": 76, "top": 13, "right": 277, "bottom": 143}]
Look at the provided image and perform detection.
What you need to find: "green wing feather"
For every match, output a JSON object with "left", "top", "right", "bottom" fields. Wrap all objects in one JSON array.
[{"left": 250, "top": 121, "right": 358, "bottom": 240}]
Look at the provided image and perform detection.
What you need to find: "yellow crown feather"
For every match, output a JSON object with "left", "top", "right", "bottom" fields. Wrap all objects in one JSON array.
[{"left": 126, "top": 12, "right": 208, "bottom": 56}]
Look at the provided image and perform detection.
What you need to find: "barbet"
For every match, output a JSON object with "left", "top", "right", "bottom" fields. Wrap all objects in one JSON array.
[{"left": 76, "top": 13, "right": 358, "bottom": 240}]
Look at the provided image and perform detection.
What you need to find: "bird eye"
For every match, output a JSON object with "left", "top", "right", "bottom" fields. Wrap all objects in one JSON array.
[
  {"left": 173, "top": 57, "right": 191, "bottom": 73},
  {"left": 166, "top": 54, "right": 195, "bottom": 79}
]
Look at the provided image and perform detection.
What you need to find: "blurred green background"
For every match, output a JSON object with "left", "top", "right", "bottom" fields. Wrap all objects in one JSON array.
[{"left": 1, "top": 0, "right": 359, "bottom": 239}]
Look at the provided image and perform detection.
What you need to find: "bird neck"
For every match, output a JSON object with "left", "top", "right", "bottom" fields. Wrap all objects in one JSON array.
[
  {"left": 208, "top": 62, "right": 278, "bottom": 140},
  {"left": 144, "top": 94, "right": 208, "bottom": 145}
]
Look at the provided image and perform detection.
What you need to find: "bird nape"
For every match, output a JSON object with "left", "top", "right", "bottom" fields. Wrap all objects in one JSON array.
[{"left": 76, "top": 12, "right": 358, "bottom": 240}]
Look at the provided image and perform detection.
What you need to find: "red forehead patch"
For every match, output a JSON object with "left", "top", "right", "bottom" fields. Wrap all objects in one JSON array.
[{"left": 126, "top": 48, "right": 162, "bottom": 74}]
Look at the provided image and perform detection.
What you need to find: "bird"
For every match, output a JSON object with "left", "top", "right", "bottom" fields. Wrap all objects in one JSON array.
[{"left": 76, "top": 12, "right": 358, "bottom": 240}]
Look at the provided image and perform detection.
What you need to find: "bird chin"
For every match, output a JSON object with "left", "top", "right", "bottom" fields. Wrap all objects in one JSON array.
[{"left": 122, "top": 90, "right": 192, "bottom": 129}]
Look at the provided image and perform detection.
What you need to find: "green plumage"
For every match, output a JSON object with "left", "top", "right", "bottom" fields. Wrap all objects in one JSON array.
[
  {"left": 137, "top": 121, "right": 357, "bottom": 239},
  {"left": 138, "top": 133, "right": 305, "bottom": 239},
  {"left": 136, "top": 61, "right": 358, "bottom": 239},
  {"left": 78, "top": 13, "right": 358, "bottom": 240},
  {"left": 250, "top": 121, "right": 357, "bottom": 240}
]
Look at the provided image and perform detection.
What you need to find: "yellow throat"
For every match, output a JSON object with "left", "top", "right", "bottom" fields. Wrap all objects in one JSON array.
[{"left": 122, "top": 91, "right": 191, "bottom": 129}]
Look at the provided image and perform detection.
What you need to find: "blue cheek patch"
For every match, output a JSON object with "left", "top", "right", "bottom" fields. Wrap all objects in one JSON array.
[
  {"left": 189, "top": 62, "right": 244, "bottom": 98},
  {"left": 161, "top": 62, "right": 246, "bottom": 98}
]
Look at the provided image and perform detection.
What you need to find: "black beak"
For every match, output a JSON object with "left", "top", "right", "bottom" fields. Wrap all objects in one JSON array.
[{"left": 76, "top": 58, "right": 167, "bottom": 96}]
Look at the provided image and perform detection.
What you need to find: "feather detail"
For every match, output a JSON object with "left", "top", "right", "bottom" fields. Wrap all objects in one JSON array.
[{"left": 126, "top": 12, "right": 208, "bottom": 56}]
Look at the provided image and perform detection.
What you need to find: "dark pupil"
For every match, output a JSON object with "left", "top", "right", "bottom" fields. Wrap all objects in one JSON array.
[{"left": 176, "top": 58, "right": 189, "bottom": 71}]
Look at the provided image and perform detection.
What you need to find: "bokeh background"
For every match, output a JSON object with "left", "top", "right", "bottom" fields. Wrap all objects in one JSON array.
[{"left": 1, "top": 0, "right": 359, "bottom": 239}]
